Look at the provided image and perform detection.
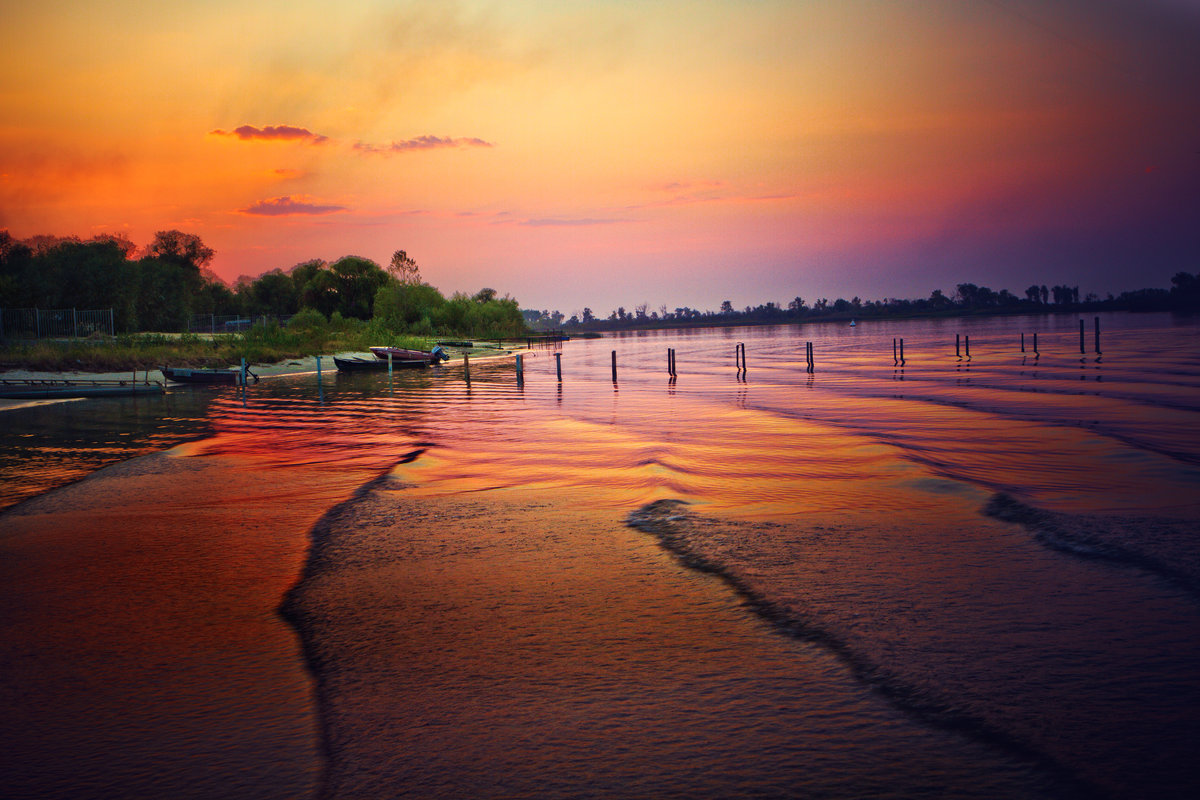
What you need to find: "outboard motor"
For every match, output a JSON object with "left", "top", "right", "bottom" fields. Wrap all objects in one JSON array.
[{"left": 431, "top": 345, "right": 449, "bottom": 362}]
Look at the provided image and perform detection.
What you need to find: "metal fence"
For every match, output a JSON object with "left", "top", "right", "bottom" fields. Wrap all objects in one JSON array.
[
  {"left": 187, "top": 314, "right": 294, "bottom": 334},
  {"left": 1, "top": 308, "right": 114, "bottom": 340}
]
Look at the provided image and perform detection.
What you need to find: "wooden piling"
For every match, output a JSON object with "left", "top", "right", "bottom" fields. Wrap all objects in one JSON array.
[
  {"left": 1094, "top": 317, "right": 1101, "bottom": 354},
  {"left": 611, "top": 350, "right": 617, "bottom": 383},
  {"left": 964, "top": 336, "right": 970, "bottom": 360},
  {"left": 1021, "top": 332, "right": 1025, "bottom": 353},
  {"left": 899, "top": 338, "right": 905, "bottom": 365},
  {"left": 387, "top": 351, "right": 393, "bottom": 378},
  {"left": 463, "top": 353, "right": 470, "bottom": 384},
  {"left": 1079, "top": 319, "right": 1085, "bottom": 354},
  {"left": 1033, "top": 332, "right": 1039, "bottom": 356},
  {"left": 315, "top": 355, "right": 322, "bottom": 383},
  {"left": 555, "top": 352, "right": 562, "bottom": 381},
  {"left": 893, "top": 338, "right": 898, "bottom": 365},
  {"left": 956, "top": 333, "right": 961, "bottom": 359},
  {"left": 516, "top": 353, "right": 524, "bottom": 387}
]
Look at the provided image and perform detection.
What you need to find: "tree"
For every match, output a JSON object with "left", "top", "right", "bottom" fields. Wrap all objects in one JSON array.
[
  {"left": 582, "top": 307, "right": 595, "bottom": 324},
  {"left": 472, "top": 287, "right": 497, "bottom": 304},
  {"left": 330, "top": 256, "right": 389, "bottom": 319},
  {"left": 1025, "top": 285, "right": 1041, "bottom": 303},
  {"left": 1170, "top": 272, "right": 1199, "bottom": 310},
  {"left": 374, "top": 281, "right": 446, "bottom": 330},
  {"left": 247, "top": 269, "right": 299, "bottom": 316},
  {"left": 289, "top": 259, "right": 327, "bottom": 293},
  {"left": 720, "top": 300, "right": 734, "bottom": 315},
  {"left": 388, "top": 250, "right": 421, "bottom": 285},
  {"left": 145, "top": 230, "right": 214, "bottom": 270},
  {"left": 301, "top": 268, "right": 340, "bottom": 318}
]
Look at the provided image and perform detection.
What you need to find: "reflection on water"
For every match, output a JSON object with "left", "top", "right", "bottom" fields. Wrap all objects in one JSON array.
[{"left": 3, "top": 312, "right": 1200, "bottom": 798}]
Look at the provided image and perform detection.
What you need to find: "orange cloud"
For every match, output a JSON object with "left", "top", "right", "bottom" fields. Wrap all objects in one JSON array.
[
  {"left": 353, "top": 136, "right": 494, "bottom": 154},
  {"left": 210, "top": 125, "right": 329, "bottom": 144},
  {"left": 238, "top": 196, "right": 347, "bottom": 216}
]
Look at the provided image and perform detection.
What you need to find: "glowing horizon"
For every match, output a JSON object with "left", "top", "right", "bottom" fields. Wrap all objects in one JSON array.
[{"left": 2, "top": 0, "right": 1197, "bottom": 315}]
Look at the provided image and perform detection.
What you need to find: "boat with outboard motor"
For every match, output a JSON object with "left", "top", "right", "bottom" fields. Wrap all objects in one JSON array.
[{"left": 369, "top": 345, "right": 449, "bottom": 364}]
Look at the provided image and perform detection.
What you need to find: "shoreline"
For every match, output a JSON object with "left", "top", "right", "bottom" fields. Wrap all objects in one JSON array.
[{"left": 0, "top": 346, "right": 521, "bottom": 411}]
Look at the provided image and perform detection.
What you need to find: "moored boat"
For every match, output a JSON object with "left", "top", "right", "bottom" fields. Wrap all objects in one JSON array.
[
  {"left": 161, "top": 366, "right": 257, "bottom": 384},
  {"left": 334, "top": 355, "right": 428, "bottom": 372},
  {"left": 369, "top": 345, "right": 449, "bottom": 364}
]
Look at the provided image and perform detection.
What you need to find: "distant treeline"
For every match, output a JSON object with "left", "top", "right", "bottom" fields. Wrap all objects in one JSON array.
[
  {"left": 524, "top": 274, "right": 1200, "bottom": 332},
  {"left": 0, "top": 231, "right": 525, "bottom": 338}
]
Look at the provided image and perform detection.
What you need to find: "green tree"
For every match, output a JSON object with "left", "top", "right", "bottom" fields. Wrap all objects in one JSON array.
[
  {"left": 330, "top": 256, "right": 389, "bottom": 319},
  {"left": 302, "top": 269, "right": 340, "bottom": 318},
  {"left": 374, "top": 282, "right": 446, "bottom": 330},
  {"left": 247, "top": 269, "right": 300, "bottom": 316}
]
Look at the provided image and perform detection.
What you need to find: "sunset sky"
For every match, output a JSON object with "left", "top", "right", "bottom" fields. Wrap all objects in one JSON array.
[{"left": 2, "top": 0, "right": 1197, "bottom": 316}]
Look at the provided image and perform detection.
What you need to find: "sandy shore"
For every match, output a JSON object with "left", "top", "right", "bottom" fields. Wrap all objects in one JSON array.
[
  {"left": 0, "top": 347, "right": 520, "bottom": 411},
  {"left": 0, "top": 346, "right": 521, "bottom": 385}
]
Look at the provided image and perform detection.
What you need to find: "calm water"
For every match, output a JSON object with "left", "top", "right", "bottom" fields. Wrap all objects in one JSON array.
[{"left": 2, "top": 312, "right": 1199, "bottom": 798}]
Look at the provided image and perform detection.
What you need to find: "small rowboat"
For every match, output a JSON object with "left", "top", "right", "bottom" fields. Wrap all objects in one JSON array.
[
  {"left": 369, "top": 345, "right": 449, "bottom": 364},
  {"left": 334, "top": 355, "right": 428, "bottom": 372},
  {"left": 161, "top": 366, "right": 257, "bottom": 384}
]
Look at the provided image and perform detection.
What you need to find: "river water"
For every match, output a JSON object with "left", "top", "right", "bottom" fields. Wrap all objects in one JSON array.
[{"left": 2, "top": 312, "right": 1199, "bottom": 798}]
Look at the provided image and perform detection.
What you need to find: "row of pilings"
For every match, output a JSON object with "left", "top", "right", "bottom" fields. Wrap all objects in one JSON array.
[
  {"left": 308, "top": 318, "right": 1108, "bottom": 386},
  {"left": 498, "top": 317, "right": 1107, "bottom": 381}
]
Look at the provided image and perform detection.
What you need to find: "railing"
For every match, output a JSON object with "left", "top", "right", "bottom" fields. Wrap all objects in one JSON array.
[
  {"left": 187, "top": 314, "right": 294, "bottom": 334},
  {"left": 0, "top": 308, "right": 114, "bottom": 340}
]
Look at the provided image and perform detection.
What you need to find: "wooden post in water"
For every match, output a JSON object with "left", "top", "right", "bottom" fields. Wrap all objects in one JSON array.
[
  {"left": 241, "top": 357, "right": 247, "bottom": 386},
  {"left": 316, "top": 355, "right": 322, "bottom": 382},
  {"left": 1094, "top": 317, "right": 1101, "bottom": 354},
  {"left": 806, "top": 341, "right": 814, "bottom": 373},
  {"left": 1021, "top": 332, "right": 1025, "bottom": 353},
  {"left": 516, "top": 353, "right": 524, "bottom": 387},
  {"left": 956, "top": 333, "right": 961, "bottom": 360},
  {"left": 463, "top": 353, "right": 470, "bottom": 384},
  {"left": 964, "top": 336, "right": 970, "bottom": 360},
  {"left": 387, "top": 351, "right": 393, "bottom": 378},
  {"left": 1080, "top": 319, "right": 1085, "bottom": 355},
  {"left": 899, "top": 338, "right": 905, "bottom": 365},
  {"left": 1033, "top": 332, "right": 1039, "bottom": 357},
  {"left": 893, "top": 338, "right": 898, "bottom": 365},
  {"left": 611, "top": 350, "right": 617, "bottom": 383},
  {"left": 555, "top": 352, "right": 562, "bottom": 382}
]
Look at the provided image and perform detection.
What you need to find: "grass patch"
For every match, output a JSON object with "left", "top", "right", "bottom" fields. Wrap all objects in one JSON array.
[{"left": 0, "top": 319, "right": 436, "bottom": 372}]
